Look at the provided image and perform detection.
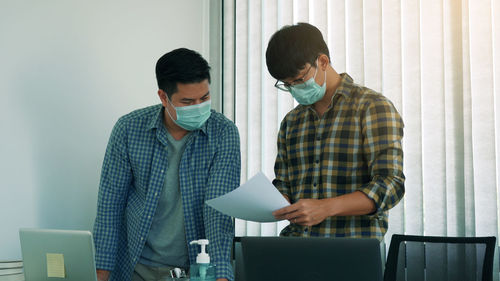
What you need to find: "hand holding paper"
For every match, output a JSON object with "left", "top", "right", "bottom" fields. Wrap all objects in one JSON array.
[{"left": 205, "top": 172, "right": 290, "bottom": 222}]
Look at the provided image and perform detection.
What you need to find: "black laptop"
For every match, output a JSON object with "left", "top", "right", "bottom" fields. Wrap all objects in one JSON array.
[{"left": 235, "top": 236, "right": 383, "bottom": 281}]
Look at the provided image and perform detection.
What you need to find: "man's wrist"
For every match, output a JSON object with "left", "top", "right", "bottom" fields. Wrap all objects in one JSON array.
[
  {"left": 322, "top": 197, "right": 338, "bottom": 217},
  {"left": 96, "top": 269, "right": 110, "bottom": 281}
]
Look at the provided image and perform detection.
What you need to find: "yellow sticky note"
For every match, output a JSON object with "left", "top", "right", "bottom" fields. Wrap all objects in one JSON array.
[{"left": 46, "top": 253, "right": 65, "bottom": 278}]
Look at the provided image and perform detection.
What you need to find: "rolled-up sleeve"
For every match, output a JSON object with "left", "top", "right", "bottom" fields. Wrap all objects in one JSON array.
[
  {"left": 359, "top": 98, "right": 405, "bottom": 213},
  {"left": 272, "top": 119, "right": 291, "bottom": 198},
  {"left": 204, "top": 123, "right": 241, "bottom": 281},
  {"left": 93, "top": 119, "right": 132, "bottom": 271}
]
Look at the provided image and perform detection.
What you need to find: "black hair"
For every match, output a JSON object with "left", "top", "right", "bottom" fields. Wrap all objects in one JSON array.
[
  {"left": 155, "top": 48, "right": 211, "bottom": 98},
  {"left": 265, "top": 22, "right": 330, "bottom": 81}
]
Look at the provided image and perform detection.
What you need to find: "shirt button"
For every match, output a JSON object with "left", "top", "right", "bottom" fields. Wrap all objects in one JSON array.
[
  {"left": 161, "top": 170, "right": 164, "bottom": 173},
  {"left": 148, "top": 215, "right": 151, "bottom": 219},
  {"left": 155, "top": 192, "right": 158, "bottom": 196},
  {"left": 304, "top": 228, "right": 309, "bottom": 233},
  {"left": 315, "top": 159, "right": 319, "bottom": 164},
  {"left": 140, "top": 237, "right": 144, "bottom": 241},
  {"left": 313, "top": 183, "right": 317, "bottom": 187}
]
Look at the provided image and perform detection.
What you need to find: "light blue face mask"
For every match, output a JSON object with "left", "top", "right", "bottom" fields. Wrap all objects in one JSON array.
[
  {"left": 289, "top": 61, "right": 327, "bottom": 105},
  {"left": 167, "top": 97, "right": 211, "bottom": 131}
]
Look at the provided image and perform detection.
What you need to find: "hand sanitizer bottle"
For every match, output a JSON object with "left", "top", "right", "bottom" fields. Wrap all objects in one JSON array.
[{"left": 189, "top": 239, "right": 216, "bottom": 281}]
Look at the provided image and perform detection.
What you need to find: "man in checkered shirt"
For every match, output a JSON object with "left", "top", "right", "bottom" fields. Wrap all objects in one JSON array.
[
  {"left": 268, "top": 23, "right": 405, "bottom": 240},
  {"left": 93, "top": 48, "right": 240, "bottom": 281}
]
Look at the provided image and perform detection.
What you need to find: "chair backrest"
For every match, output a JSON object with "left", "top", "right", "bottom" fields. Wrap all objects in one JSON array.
[
  {"left": 234, "top": 236, "right": 383, "bottom": 281},
  {"left": 384, "top": 234, "right": 496, "bottom": 281}
]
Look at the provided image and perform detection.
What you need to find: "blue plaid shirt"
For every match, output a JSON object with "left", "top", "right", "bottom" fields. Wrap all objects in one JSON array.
[{"left": 93, "top": 104, "right": 240, "bottom": 281}]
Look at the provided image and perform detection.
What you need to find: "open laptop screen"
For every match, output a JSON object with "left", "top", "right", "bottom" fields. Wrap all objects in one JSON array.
[
  {"left": 236, "top": 236, "right": 383, "bottom": 281},
  {"left": 19, "top": 228, "right": 97, "bottom": 281}
]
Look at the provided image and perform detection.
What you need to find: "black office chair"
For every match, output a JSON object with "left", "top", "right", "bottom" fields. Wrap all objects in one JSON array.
[{"left": 384, "top": 234, "right": 496, "bottom": 281}]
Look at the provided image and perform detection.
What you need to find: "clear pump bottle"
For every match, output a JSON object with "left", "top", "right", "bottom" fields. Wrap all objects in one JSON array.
[{"left": 189, "top": 239, "right": 216, "bottom": 281}]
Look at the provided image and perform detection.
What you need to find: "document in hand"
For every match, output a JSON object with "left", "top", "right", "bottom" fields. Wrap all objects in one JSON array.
[{"left": 205, "top": 172, "right": 290, "bottom": 222}]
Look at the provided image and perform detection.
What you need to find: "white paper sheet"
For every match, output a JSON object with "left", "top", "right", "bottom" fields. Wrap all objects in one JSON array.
[{"left": 205, "top": 172, "right": 290, "bottom": 222}]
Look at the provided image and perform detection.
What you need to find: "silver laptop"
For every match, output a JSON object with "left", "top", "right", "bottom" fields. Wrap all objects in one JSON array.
[
  {"left": 19, "top": 228, "right": 97, "bottom": 281},
  {"left": 235, "top": 236, "right": 383, "bottom": 281}
]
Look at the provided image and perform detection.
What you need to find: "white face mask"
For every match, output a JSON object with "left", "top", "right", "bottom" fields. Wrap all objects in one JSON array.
[{"left": 166, "top": 97, "right": 211, "bottom": 131}]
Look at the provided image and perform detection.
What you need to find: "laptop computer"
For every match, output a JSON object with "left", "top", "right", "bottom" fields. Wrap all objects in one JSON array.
[
  {"left": 235, "top": 236, "right": 383, "bottom": 281},
  {"left": 19, "top": 228, "right": 98, "bottom": 281}
]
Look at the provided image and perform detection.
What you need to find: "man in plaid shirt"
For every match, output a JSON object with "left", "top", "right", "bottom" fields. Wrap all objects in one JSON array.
[
  {"left": 268, "top": 23, "right": 405, "bottom": 240},
  {"left": 93, "top": 48, "right": 240, "bottom": 281}
]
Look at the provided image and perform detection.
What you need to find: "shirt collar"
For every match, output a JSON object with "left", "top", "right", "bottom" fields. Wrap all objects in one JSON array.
[
  {"left": 332, "top": 73, "right": 355, "bottom": 100},
  {"left": 146, "top": 105, "right": 209, "bottom": 135}
]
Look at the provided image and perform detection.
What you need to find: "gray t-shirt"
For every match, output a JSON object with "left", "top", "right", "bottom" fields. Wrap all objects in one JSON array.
[{"left": 139, "top": 130, "right": 192, "bottom": 268}]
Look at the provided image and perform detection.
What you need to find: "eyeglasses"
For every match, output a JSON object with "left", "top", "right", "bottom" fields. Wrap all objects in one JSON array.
[{"left": 274, "top": 64, "right": 314, "bottom": 92}]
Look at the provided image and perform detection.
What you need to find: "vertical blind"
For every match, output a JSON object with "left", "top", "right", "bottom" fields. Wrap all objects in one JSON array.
[{"left": 223, "top": 0, "right": 499, "bottom": 275}]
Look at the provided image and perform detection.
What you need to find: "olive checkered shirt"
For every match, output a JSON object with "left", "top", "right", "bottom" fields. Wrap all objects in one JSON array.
[{"left": 273, "top": 73, "right": 405, "bottom": 240}]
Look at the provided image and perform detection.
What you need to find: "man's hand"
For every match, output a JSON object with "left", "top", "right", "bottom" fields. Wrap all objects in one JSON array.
[
  {"left": 96, "top": 269, "right": 110, "bottom": 281},
  {"left": 272, "top": 198, "right": 331, "bottom": 226},
  {"left": 272, "top": 192, "right": 377, "bottom": 226},
  {"left": 216, "top": 279, "right": 228, "bottom": 281}
]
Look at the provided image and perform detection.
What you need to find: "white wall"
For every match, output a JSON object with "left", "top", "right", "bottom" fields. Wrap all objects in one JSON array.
[{"left": 0, "top": 0, "right": 210, "bottom": 260}]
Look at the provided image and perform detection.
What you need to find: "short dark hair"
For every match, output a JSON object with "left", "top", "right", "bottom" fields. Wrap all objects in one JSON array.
[
  {"left": 265, "top": 22, "right": 330, "bottom": 81},
  {"left": 155, "top": 48, "right": 211, "bottom": 98}
]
